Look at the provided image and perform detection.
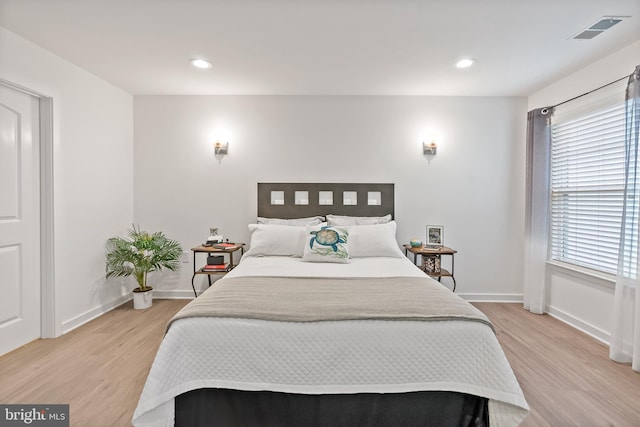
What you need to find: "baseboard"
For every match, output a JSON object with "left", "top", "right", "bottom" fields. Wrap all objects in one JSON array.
[
  {"left": 61, "top": 293, "right": 131, "bottom": 334},
  {"left": 60, "top": 290, "right": 193, "bottom": 335},
  {"left": 459, "top": 293, "right": 524, "bottom": 303},
  {"left": 547, "top": 305, "right": 610, "bottom": 345},
  {"left": 152, "top": 289, "right": 196, "bottom": 299},
  {"left": 463, "top": 297, "right": 613, "bottom": 349}
]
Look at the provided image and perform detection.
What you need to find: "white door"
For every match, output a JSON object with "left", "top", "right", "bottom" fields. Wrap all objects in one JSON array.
[{"left": 0, "top": 84, "right": 41, "bottom": 355}]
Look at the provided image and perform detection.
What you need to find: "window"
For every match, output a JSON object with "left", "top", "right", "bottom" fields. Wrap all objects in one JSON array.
[{"left": 549, "top": 83, "right": 627, "bottom": 275}]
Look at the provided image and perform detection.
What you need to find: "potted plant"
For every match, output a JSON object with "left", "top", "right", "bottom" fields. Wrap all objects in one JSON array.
[{"left": 105, "top": 225, "right": 182, "bottom": 309}]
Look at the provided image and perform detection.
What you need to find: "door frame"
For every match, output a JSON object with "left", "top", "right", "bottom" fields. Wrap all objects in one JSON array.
[{"left": 0, "top": 78, "right": 56, "bottom": 338}]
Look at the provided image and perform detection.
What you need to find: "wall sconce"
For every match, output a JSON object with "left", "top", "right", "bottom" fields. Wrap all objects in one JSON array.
[
  {"left": 214, "top": 140, "right": 228, "bottom": 156},
  {"left": 214, "top": 141, "right": 228, "bottom": 155},
  {"left": 423, "top": 140, "right": 437, "bottom": 156}
]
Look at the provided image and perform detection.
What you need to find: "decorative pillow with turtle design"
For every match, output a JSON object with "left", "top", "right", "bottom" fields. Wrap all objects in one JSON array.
[{"left": 302, "top": 225, "right": 350, "bottom": 263}]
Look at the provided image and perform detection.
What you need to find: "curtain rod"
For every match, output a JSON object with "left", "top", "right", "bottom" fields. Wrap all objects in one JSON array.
[{"left": 551, "top": 73, "right": 630, "bottom": 109}]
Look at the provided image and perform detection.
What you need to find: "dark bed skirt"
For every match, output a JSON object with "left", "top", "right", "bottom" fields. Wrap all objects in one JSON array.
[{"left": 175, "top": 388, "right": 488, "bottom": 427}]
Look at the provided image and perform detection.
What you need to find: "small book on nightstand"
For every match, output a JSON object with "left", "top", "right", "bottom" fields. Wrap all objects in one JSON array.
[
  {"left": 212, "top": 243, "right": 239, "bottom": 250},
  {"left": 202, "top": 263, "right": 230, "bottom": 272}
]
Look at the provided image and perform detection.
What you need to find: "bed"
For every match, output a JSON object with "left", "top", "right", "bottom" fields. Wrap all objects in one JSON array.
[{"left": 132, "top": 183, "right": 529, "bottom": 426}]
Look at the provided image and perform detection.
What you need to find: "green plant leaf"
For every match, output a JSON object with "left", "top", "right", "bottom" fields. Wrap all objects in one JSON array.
[{"left": 105, "top": 224, "right": 182, "bottom": 291}]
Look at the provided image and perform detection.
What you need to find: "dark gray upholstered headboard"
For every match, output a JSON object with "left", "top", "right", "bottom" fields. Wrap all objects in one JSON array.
[{"left": 257, "top": 183, "right": 394, "bottom": 219}]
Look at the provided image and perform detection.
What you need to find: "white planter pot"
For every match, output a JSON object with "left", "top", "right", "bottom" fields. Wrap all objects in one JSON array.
[{"left": 133, "top": 288, "right": 153, "bottom": 310}]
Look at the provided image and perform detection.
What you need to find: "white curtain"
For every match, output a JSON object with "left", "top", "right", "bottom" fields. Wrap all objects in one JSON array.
[
  {"left": 611, "top": 65, "right": 640, "bottom": 370},
  {"left": 523, "top": 107, "right": 554, "bottom": 314}
]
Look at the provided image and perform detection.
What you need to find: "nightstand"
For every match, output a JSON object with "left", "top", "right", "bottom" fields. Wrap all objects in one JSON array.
[
  {"left": 191, "top": 243, "right": 245, "bottom": 297},
  {"left": 403, "top": 244, "right": 457, "bottom": 292}
]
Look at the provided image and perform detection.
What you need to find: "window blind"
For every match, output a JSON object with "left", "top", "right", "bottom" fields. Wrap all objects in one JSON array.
[{"left": 550, "top": 82, "right": 627, "bottom": 275}]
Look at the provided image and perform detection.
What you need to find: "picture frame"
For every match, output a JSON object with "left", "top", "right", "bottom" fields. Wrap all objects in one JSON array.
[{"left": 426, "top": 225, "right": 444, "bottom": 247}]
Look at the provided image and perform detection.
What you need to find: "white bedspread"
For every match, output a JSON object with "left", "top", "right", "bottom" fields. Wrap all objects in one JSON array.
[{"left": 133, "top": 256, "right": 529, "bottom": 426}]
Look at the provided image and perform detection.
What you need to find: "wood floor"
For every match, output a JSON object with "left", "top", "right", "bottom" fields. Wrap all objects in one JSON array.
[
  {"left": 474, "top": 303, "right": 640, "bottom": 427},
  {"left": 0, "top": 299, "right": 189, "bottom": 427},
  {"left": 1, "top": 300, "right": 639, "bottom": 426}
]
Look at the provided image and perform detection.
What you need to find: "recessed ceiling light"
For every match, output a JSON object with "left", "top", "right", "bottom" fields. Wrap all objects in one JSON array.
[
  {"left": 455, "top": 58, "right": 476, "bottom": 69},
  {"left": 190, "top": 59, "right": 212, "bottom": 69}
]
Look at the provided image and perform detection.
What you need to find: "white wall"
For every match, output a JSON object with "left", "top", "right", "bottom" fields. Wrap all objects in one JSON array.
[
  {"left": 134, "top": 95, "right": 528, "bottom": 299},
  {"left": 529, "top": 41, "right": 640, "bottom": 110},
  {"left": 527, "top": 40, "right": 640, "bottom": 343},
  {"left": 0, "top": 27, "right": 135, "bottom": 334}
]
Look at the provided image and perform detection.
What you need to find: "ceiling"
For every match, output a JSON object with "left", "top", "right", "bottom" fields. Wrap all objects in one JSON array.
[{"left": 1, "top": 0, "right": 638, "bottom": 96}]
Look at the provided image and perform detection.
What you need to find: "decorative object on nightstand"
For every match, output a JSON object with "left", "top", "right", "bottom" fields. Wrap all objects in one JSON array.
[
  {"left": 403, "top": 244, "right": 458, "bottom": 292},
  {"left": 206, "top": 227, "right": 224, "bottom": 245},
  {"left": 425, "top": 225, "right": 444, "bottom": 248},
  {"left": 191, "top": 243, "right": 245, "bottom": 297},
  {"left": 105, "top": 225, "right": 183, "bottom": 309},
  {"left": 207, "top": 255, "right": 224, "bottom": 265},
  {"left": 409, "top": 238, "right": 422, "bottom": 248},
  {"left": 423, "top": 255, "right": 441, "bottom": 274}
]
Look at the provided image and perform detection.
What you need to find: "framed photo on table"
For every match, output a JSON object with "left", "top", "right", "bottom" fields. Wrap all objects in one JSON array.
[{"left": 426, "top": 225, "right": 444, "bottom": 247}]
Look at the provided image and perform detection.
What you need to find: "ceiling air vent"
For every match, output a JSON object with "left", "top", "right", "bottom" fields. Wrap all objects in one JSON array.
[
  {"left": 574, "top": 30, "right": 603, "bottom": 40},
  {"left": 572, "top": 16, "right": 628, "bottom": 40}
]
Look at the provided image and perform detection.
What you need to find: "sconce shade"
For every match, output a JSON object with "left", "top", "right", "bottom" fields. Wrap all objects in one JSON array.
[
  {"left": 214, "top": 141, "right": 228, "bottom": 155},
  {"left": 423, "top": 141, "right": 437, "bottom": 155}
]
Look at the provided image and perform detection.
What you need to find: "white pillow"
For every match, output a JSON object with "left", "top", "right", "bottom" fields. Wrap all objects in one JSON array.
[
  {"left": 302, "top": 225, "right": 350, "bottom": 263},
  {"left": 347, "top": 221, "right": 405, "bottom": 258},
  {"left": 326, "top": 214, "right": 392, "bottom": 226},
  {"left": 257, "top": 216, "right": 324, "bottom": 226},
  {"left": 243, "top": 224, "right": 306, "bottom": 258}
]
